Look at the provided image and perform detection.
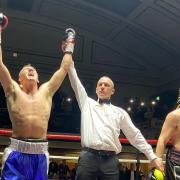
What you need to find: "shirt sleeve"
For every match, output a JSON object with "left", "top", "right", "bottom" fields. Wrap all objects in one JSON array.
[
  {"left": 68, "top": 63, "right": 88, "bottom": 110},
  {"left": 120, "top": 110, "right": 157, "bottom": 161}
]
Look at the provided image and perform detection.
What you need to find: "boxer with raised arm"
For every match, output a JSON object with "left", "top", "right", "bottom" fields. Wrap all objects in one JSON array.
[{"left": 0, "top": 13, "right": 73, "bottom": 180}]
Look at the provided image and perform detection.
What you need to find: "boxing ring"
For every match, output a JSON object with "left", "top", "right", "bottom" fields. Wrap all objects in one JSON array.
[
  {"left": 0, "top": 129, "right": 169, "bottom": 180},
  {"left": 0, "top": 129, "right": 168, "bottom": 164}
]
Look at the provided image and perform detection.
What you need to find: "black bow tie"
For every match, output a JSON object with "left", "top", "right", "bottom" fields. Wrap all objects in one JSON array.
[{"left": 98, "top": 99, "right": 111, "bottom": 105}]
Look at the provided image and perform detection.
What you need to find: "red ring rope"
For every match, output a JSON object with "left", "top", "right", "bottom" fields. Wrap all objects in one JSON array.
[{"left": 0, "top": 129, "right": 171, "bottom": 145}]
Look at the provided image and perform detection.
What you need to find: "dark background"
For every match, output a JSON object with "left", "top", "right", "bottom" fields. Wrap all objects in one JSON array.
[{"left": 0, "top": 0, "right": 180, "bottom": 137}]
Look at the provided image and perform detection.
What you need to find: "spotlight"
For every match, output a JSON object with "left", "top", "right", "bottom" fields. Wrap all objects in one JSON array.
[
  {"left": 66, "top": 97, "right": 72, "bottom": 103},
  {"left": 13, "top": 52, "right": 17, "bottom": 57},
  {"left": 156, "top": 96, "right": 160, "bottom": 101},
  {"left": 129, "top": 99, "right": 134, "bottom": 103},
  {"left": 151, "top": 101, "right": 156, "bottom": 105}
]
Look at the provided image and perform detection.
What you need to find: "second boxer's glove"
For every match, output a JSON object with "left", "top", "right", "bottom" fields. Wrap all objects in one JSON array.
[
  {"left": 63, "top": 28, "right": 76, "bottom": 54},
  {"left": 147, "top": 168, "right": 165, "bottom": 180}
]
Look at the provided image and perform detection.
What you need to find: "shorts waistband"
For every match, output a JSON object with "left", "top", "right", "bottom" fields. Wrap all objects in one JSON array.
[
  {"left": 9, "top": 137, "right": 48, "bottom": 154},
  {"left": 168, "top": 147, "right": 180, "bottom": 161},
  {"left": 82, "top": 147, "right": 116, "bottom": 157},
  {"left": 13, "top": 137, "right": 47, "bottom": 142}
]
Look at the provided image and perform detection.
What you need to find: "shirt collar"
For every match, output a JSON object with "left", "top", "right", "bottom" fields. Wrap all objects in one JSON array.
[{"left": 97, "top": 98, "right": 111, "bottom": 105}]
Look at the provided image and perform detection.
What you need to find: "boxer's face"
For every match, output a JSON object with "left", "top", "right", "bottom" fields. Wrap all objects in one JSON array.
[
  {"left": 96, "top": 76, "right": 115, "bottom": 99},
  {"left": 19, "top": 65, "right": 39, "bottom": 85}
]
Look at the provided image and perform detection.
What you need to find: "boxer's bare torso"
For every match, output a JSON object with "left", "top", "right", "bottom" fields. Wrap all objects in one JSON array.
[
  {"left": 6, "top": 81, "right": 52, "bottom": 139},
  {"left": 156, "top": 108, "right": 180, "bottom": 158}
]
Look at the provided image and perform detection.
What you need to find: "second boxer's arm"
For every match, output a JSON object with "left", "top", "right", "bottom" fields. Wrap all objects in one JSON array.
[{"left": 156, "top": 112, "right": 177, "bottom": 158}]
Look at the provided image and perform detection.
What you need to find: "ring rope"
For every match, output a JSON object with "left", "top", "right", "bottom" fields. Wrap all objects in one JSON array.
[
  {"left": 0, "top": 152, "right": 165, "bottom": 163},
  {"left": 0, "top": 129, "right": 171, "bottom": 145}
]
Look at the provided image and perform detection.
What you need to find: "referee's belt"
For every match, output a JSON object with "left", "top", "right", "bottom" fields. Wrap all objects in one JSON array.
[{"left": 83, "top": 147, "right": 116, "bottom": 156}]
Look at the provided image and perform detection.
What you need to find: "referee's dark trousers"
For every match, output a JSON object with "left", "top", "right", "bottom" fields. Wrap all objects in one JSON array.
[{"left": 75, "top": 148, "right": 119, "bottom": 180}]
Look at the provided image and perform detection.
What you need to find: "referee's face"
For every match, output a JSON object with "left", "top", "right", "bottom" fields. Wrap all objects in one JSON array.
[{"left": 96, "top": 76, "right": 115, "bottom": 99}]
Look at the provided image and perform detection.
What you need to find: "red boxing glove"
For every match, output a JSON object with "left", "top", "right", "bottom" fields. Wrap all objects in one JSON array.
[
  {"left": 0, "top": 13, "right": 8, "bottom": 45},
  {"left": 0, "top": 13, "right": 8, "bottom": 32}
]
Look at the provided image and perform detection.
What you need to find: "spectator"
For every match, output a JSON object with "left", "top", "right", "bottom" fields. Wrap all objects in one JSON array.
[
  {"left": 48, "top": 160, "right": 58, "bottom": 178},
  {"left": 70, "top": 163, "right": 77, "bottom": 180},
  {"left": 58, "top": 160, "right": 71, "bottom": 180}
]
